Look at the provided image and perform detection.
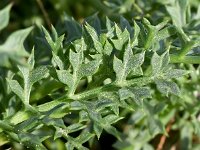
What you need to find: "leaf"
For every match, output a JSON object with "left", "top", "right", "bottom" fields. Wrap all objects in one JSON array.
[
  {"left": 67, "top": 123, "right": 87, "bottom": 133},
  {"left": 111, "top": 25, "right": 130, "bottom": 50},
  {"left": 75, "top": 131, "right": 94, "bottom": 144},
  {"left": 56, "top": 70, "right": 73, "bottom": 87},
  {"left": 165, "top": 0, "right": 188, "bottom": 27},
  {"left": 155, "top": 79, "right": 180, "bottom": 96},
  {"left": 118, "top": 88, "right": 134, "bottom": 101},
  {"left": 114, "top": 42, "right": 144, "bottom": 83},
  {"left": 163, "top": 69, "right": 187, "bottom": 79},
  {"left": 104, "top": 125, "right": 121, "bottom": 141},
  {"left": 52, "top": 52, "right": 64, "bottom": 70},
  {"left": 18, "top": 133, "right": 47, "bottom": 150},
  {"left": 7, "top": 79, "right": 24, "bottom": 101},
  {"left": 120, "top": 16, "right": 133, "bottom": 38},
  {"left": 93, "top": 123, "right": 103, "bottom": 139},
  {"left": 84, "top": 23, "right": 102, "bottom": 53},
  {"left": 151, "top": 52, "right": 162, "bottom": 75},
  {"left": 42, "top": 26, "right": 64, "bottom": 54},
  {"left": 105, "top": 17, "right": 114, "bottom": 38},
  {"left": 119, "top": 87, "right": 151, "bottom": 106},
  {"left": 69, "top": 49, "right": 83, "bottom": 72},
  {"left": 148, "top": 117, "right": 165, "bottom": 137},
  {"left": 29, "top": 66, "right": 48, "bottom": 85},
  {"left": 78, "top": 60, "right": 100, "bottom": 78},
  {"left": 0, "top": 27, "right": 33, "bottom": 67},
  {"left": 15, "top": 116, "right": 39, "bottom": 132},
  {"left": 64, "top": 14, "right": 82, "bottom": 41},
  {"left": 0, "top": 27, "right": 33, "bottom": 53},
  {"left": 0, "top": 4, "right": 12, "bottom": 31},
  {"left": 28, "top": 48, "right": 35, "bottom": 70},
  {"left": 103, "top": 114, "right": 123, "bottom": 125}
]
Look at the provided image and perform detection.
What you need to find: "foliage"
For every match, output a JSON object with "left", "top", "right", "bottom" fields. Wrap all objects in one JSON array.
[{"left": 0, "top": 1, "right": 200, "bottom": 150}]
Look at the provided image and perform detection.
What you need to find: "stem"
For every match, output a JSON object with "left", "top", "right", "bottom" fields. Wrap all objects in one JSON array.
[
  {"left": 156, "top": 118, "right": 174, "bottom": 150},
  {"left": 71, "top": 76, "right": 153, "bottom": 100},
  {"left": 178, "top": 41, "right": 195, "bottom": 58},
  {"left": 170, "top": 54, "right": 200, "bottom": 64},
  {"left": 36, "top": 0, "right": 51, "bottom": 29}
]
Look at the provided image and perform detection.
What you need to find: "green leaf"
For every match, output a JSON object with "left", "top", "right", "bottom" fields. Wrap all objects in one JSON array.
[
  {"left": 28, "top": 48, "right": 35, "bottom": 70},
  {"left": 151, "top": 52, "right": 162, "bottom": 75},
  {"left": 104, "top": 125, "right": 121, "bottom": 141},
  {"left": 18, "top": 133, "right": 47, "bottom": 150},
  {"left": 42, "top": 26, "right": 64, "bottom": 54},
  {"left": 111, "top": 25, "right": 130, "bottom": 50},
  {"left": 78, "top": 60, "right": 100, "bottom": 78},
  {"left": 64, "top": 14, "right": 82, "bottom": 41},
  {"left": 155, "top": 79, "right": 180, "bottom": 96},
  {"left": 103, "top": 114, "right": 123, "bottom": 125},
  {"left": 148, "top": 117, "right": 165, "bottom": 137},
  {"left": 67, "top": 123, "right": 87, "bottom": 133},
  {"left": 56, "top": 70, "right": 73, "bottom": 87},
  {"left": 69, "top": 49, "right": 83, "bottom": 72},
  {"left": 7, "top": 79, "right": 24, "bottom": 101},
  {"left": 166, "top": 0, "right": 188, "bottom": 27},
  {"left": 93, "top": 123, "right": 103, "bottom": 139},
  {"left": 52, "top": 52, "right": 64, "bottom": 70},
  {"left": 30, "top": 66, "right": 48, "bottom": 85},
  {"left": 0, "top": 27, "right": 33, "bottom": 67},
  {"left": 75, "top": 131, "right": 94, "bottom": 144},
  {"left": 114, "top": 42, "right": 144, "bottom": 83},
  {"left": 163, "top": 69, "right": 187, "bottom": 79},
  {"left": 120, "top": 16, "right": 133, "bottom": 38},
  {"left": 0, "top": 4, "right": 12, "bottom": 31}
]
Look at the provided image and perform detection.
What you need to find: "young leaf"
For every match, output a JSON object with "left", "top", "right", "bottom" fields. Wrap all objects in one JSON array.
[
  {"left": 69, "top": 49, "right": 83, "bottom": 72},
  {"left": 78, "top": 60, "right": 100, "bottom": 78},
  {"left": 29, "top": 66, "right": 48, "bottom": 85},
  {"left": 56, "top": 70, "right": 73, "bottom": 87},
  {"left": 0, "top": 4, "right": 12, "bottom": 31},
  {"left": 155, "top": 79, "right": 180, "bottom": 96},
  {"left": 6, "top": 79, "right": 24, "bottom": 101},
  {"left": 0, "top": 27, "right": 33, "bottom": 67},
  {"left": 114, "top": 42, "right": 144, "bottom": 83},
  {"left": 151, "top": 52, "right": 162, "bottom": 75}
]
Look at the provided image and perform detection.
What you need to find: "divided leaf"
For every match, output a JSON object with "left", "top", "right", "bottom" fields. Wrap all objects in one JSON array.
[{"left": 114, "top": 42, "right": 144, "bottom": 83}]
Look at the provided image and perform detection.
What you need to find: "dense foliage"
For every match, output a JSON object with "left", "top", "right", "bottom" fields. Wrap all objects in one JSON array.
[{"left": 0, "top": 0, "right": 200, "bottom": 150}]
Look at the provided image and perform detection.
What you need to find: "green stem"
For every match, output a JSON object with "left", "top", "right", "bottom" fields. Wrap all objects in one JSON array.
[
  {"left": 0, "top": 121, "right": 13, "bottom": 132},
  {"left": 178, "top": 41, "right": 195, "bottom": 58},
  {"left": 170, "top": 54, "right": 200, "bottom": 64},
  {"left": 71, "top": 76, "right": 153, "bottom": 100}
]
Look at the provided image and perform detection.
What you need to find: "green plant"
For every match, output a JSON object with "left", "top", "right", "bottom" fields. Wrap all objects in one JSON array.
[{"left": 1, "top": 1, "right": 200, "bottom": 150}]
